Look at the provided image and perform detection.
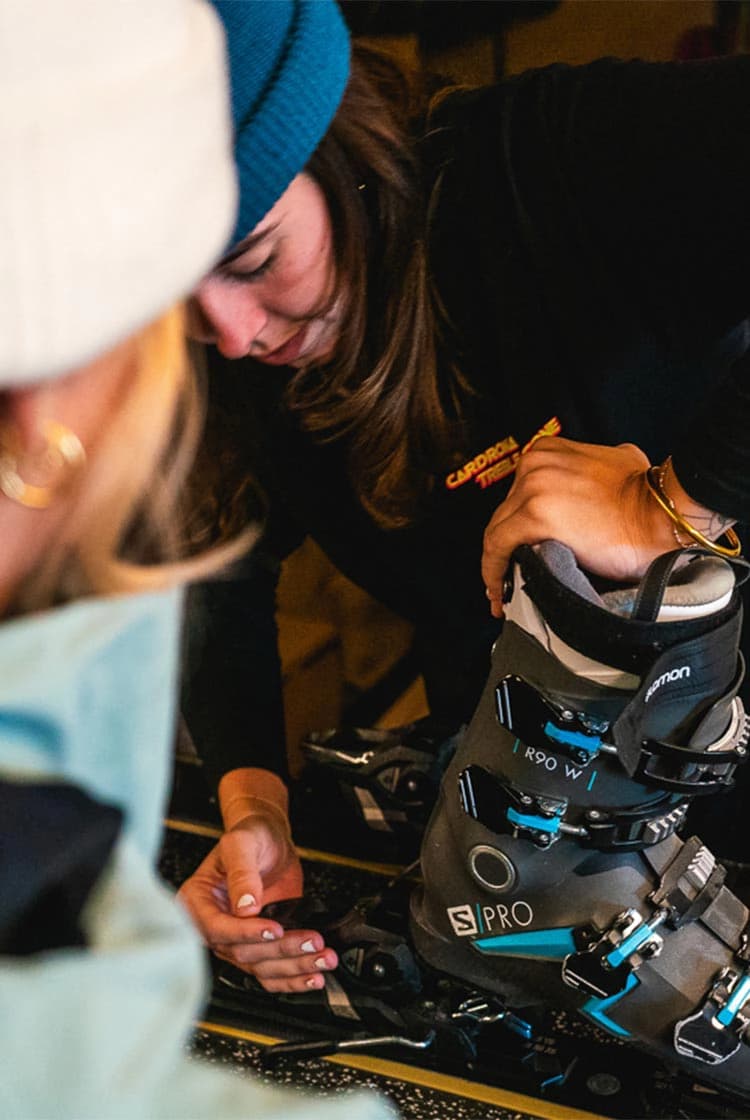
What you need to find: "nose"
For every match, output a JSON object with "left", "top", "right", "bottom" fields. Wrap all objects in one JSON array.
[{"left": 188, "top": 276, "right": 269, "bottom": 360}]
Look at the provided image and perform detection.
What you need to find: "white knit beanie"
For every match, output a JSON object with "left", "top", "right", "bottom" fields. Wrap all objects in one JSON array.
[{"left": 0, "top": 0, "right": 237, "bottom": 385}]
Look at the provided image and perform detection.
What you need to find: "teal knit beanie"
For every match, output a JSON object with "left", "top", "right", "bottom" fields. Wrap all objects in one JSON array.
[{"left": 210, "top": 0, "right": 350, "bottom": 248}]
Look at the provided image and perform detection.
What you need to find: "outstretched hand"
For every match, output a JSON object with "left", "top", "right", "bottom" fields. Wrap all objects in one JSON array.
[
  {"left": 177, "top": 814, "right": 338, "bottom": 993},
  {"left": 481, "top": 438, "right": 675, "bottom": 616}
]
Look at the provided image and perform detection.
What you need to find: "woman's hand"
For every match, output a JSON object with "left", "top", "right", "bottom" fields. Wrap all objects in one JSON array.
[
  {"left": 177, "top": 817, "right": 338, "bottom": 993},
  {"left": 177, "top": 768, "right": 338, "bottom": 993},
  {"left": 481, "top": 437, "right": 676, "bottom": 616}
]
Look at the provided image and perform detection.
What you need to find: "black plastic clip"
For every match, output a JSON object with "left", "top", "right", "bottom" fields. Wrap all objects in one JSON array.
[
  {"left": 633, "top": 734, "right": 744, "bottom": 795},
  {"left": 581, "top": 797, "right": 689, "bottom": 852},
  {"left": 562, "top": 906, "right": 666, "bottom": 999},
  {"left": 674, "top": 966, "right": 750, "bottom": 1066}
]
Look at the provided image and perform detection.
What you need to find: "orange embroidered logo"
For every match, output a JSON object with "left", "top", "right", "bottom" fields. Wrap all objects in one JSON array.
[{"left": 445, "top": 417, "right": 561, "bottom": 492}]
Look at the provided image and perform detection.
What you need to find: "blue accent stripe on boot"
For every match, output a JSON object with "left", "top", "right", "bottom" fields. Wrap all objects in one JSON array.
[
  {"left": 472, "top": 927, "right": 638, "bottom": 1041},
  {"left": 582, "top": 973, "right": 639, "bottom": 1037},
  {"left": 474, "top": 927, "right": 577, "bottom": 959}
]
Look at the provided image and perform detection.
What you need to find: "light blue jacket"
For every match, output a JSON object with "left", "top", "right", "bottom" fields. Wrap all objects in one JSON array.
[{"left": 0, "top": 589, "right": 393, "bottom": 1120}]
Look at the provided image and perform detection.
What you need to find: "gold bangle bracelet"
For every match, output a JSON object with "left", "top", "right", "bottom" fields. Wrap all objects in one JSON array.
[{"left": 644, "top": 465, "right": 742, "bottom": 559}]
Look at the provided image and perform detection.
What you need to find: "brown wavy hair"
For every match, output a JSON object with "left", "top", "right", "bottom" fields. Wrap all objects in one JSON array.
[{"left": 285, "top": 46, "right": 465, "bottom": 529}]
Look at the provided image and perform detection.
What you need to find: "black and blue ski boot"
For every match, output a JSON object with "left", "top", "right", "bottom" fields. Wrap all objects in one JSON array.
[{"left": 411, "top": 542, "right": 750, "bottom": 1100}]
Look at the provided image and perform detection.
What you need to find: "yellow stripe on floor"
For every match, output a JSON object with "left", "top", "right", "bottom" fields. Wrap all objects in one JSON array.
[{"left": 165, "top": 817, "right": 404, "bottom": 876}]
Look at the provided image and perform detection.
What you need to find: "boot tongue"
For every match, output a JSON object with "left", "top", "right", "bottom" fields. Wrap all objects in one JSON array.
[{"left": 535, "top": 541, "right": 734, "bottom": 623}]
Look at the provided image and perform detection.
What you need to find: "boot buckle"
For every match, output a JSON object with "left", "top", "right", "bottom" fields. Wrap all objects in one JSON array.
[
  {"left": 458, "top": 764, "right": 567, "bottom": 849},
  {"left": 562, "top": 906, "right": 666, "bottom": 998},
  {"left": 495, "top": 675, "right": 608, "bottom": 767},
  {"left": 674, "top": 966, "right": 750, "bottom": 1065}
]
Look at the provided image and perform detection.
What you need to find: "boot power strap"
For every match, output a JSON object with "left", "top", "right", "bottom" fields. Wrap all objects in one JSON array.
[
  {"left": 630, "top": 703, "right": 747, "bottom": 795},
  {"left": 615, "top": 659, "right": 749, "bottom": 795}
]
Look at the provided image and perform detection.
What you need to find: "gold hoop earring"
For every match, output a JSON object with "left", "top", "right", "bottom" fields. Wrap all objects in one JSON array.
[{"left": 0, "top": 420, "right": 86, "bottom": 509}]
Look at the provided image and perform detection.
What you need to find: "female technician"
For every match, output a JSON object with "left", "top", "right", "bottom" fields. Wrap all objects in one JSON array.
[{"left": 180, "top": 0, "right": 750, "bottom": 995}]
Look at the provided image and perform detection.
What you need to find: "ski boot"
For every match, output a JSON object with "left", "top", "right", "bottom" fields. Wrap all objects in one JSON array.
[{"left": 411, "top": 542, "right": 750, "bottom": 1102}]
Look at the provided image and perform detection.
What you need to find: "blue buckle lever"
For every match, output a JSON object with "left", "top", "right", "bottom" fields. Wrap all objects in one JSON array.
[
  {"left": 675, "top": 967, "right": 750, "bottom": 1066},
  {"left": 562, "top": 907, "right": 666, "bottom": 999},
  {"left": 495, "top": 675, "right": 608, "bottom": 766}
]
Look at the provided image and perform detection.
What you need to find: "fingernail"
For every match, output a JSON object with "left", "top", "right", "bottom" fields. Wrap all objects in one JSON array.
[
  {"left": 300, "top": 939, "right": 316, "bottom": 953},
  {"left": 236, "top": 893, "right": 256, "bottom": 910},
  {"left": 314, "top": 957, "right": 328, "bottom": 969},
  {"left": 306, "top": 976, "right": 323, "bottom": 989},
  {"left": 261, "top": 929, "right": 277, "bottom": 942}
]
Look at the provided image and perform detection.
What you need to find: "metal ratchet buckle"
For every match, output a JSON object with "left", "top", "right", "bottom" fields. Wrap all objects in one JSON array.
[
  {"left": 458, "top": 763, "right": 567, "bottom": 849},
  {"left": 675, "top": 966, "right": 750, "bottom": 1066},
  {"left": 495, "top": 675, "right": 609, "bottom": 767},
  {"left": 562, "top": 906, "right": 667, "bottom": 999}
]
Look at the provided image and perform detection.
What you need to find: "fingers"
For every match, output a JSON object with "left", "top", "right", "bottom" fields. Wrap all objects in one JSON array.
[
  {"left": 481, "top": 438, "right": 657, "bottom": 606},
  {"left": 482, "top": 514, "right": 527, "bottom": 618},
  {"left": 220, "top": 818, "right": 295, "bottom": 916},
  {"left": 225, "top": 857, "right": 265, "bottom": 918},
  {"left": 176, "top": 835, "right": 337, "bottom": 994},
  {"left": 177, "top": 876, "right": 286, "bottom": 945},
  {"left": 176, "top": 821, "right": 342, "bottom": 994},
  {"left": 481, "top": 436, "right": 561, "bottom": 612},
  {"left": 176, "top": 837, "right": 283, "bottom": 941},
  {"left": 481, "top": 481, "right": 540, "bottom": 614},
  {"left": 214, "top": 928, "right": 339, "bottom": 994}
]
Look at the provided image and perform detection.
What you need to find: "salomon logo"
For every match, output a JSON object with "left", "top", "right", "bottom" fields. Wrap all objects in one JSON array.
[
  {"left": 447, "top": 900, "right": 535, "bottom": 937},
  {"left": 447, "top": 905, "right": 478, "bottom": 937},
  {"left": 645, "top": 665, "right": 691, "bottom": 703}
]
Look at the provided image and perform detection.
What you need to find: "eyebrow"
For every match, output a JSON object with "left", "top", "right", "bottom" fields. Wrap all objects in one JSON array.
[{"left": 218, "top": 221, "right": 280, "bottom": 267}]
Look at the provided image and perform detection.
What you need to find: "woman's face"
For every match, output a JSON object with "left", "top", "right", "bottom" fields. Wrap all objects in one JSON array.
[{"left": 189, "top": 173, "right": 340, "bottom": 367}]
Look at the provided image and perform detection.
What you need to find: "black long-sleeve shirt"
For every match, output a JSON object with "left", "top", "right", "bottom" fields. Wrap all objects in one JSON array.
[{"left": 185, "top": 54, "right": 750, "bottom": 785}]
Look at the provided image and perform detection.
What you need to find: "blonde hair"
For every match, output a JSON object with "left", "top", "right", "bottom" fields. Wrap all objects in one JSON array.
[{"left": 16, "top": 305, "right": 254, "bottom": 611}]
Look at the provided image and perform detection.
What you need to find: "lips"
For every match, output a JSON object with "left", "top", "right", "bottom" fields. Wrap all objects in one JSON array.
[{"left": 256, "top": 323, "right": 308, "bottom": 366}]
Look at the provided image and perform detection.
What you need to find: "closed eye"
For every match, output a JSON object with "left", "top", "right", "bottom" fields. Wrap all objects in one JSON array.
[{"left": 220, "top": 254, "right": 276, "bottom": 284}]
